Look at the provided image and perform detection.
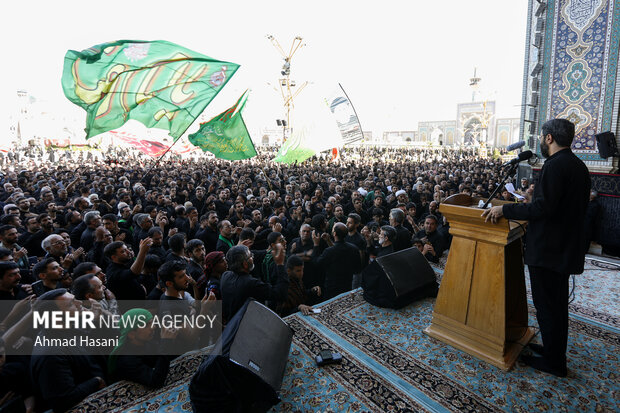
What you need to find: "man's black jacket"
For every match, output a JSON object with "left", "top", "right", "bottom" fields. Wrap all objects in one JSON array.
[
  {"left": 220, "top": 266, "right": 289, "bottom": 321},
  {"left": 503, "top": 148, "right": 590, "bottom": 274}
]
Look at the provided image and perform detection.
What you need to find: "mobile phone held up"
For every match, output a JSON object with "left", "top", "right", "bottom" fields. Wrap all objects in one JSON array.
[{"left": 315, "top": 349, "right": 342, "bottom": 367}]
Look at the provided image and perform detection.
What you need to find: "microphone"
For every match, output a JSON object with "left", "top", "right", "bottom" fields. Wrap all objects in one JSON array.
[
  {"left": 506, "top": 141, "right": 526, "bottom": 151},
  {"left": 502, "top": 150, "right": 533, "bottom": 167}
]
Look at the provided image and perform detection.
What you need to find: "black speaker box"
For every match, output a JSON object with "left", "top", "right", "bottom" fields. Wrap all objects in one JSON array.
[
  {"left": 596, "top": 131, "right": 618, "bottom": 158},
  {"left": 189, "top": 299, "right": 293, "bottom": 412},
  {"left": 362, "top": 247, "right": 438, "bottom": 309}
]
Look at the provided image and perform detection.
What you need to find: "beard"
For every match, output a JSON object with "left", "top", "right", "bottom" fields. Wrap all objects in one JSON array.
[
  {"left": 540, "top": 140, "right": 550, "bottom": 158},
  {"left": 174, "top": 281, "right": 188, "bottom": 291}
]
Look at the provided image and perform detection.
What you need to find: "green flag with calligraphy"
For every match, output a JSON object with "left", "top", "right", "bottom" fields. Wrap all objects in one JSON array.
[
  {"left": 188, "top": 91, "right": 257, "bottom": 160},
  {"left": 62, "top": 40, "right": 239, "bottom": 139}
]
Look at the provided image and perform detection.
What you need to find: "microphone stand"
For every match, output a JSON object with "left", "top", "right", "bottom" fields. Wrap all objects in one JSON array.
[{"left": 482, "top": 163, "right": 519, "bottom": 209}]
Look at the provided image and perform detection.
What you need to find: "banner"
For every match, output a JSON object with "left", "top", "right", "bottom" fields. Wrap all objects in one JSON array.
[
  {"left": 273, "top": 85, "right": 343, "bottom": 164},
  {"left": 188, "top": 91, "right": 257, "bottom": 160},
  {"left": 325, "top": 84, "right": 364, "bottom": 145},
  {"left": 62, "top": 40, "right": 239, "bottom": 139}
]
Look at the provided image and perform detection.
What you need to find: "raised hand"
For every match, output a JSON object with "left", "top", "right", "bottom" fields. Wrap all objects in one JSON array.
[{"left": 272, "top": 243, "right": 285, "bottom": 265}]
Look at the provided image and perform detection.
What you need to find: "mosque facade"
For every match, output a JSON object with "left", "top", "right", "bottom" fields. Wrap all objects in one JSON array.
[{"left": 521, "top": 0, "right": 620, "bottom": 251}]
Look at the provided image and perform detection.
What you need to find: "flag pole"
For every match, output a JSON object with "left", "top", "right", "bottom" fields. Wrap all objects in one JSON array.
[{"left": 139, "top": 132, "right": 187, "bottom": 183}]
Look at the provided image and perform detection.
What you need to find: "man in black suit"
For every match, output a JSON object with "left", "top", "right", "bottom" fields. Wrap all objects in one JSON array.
[
  {"left": 389, "top": 208, "right": 412, "bottom": 252},
  {"left": 311, "top": 222, "right": 361, "bottom": 300},
  {"left": 220, "top": 245, "right": 289, "bottom": 321},
  {"left": 483, "top": 118, "right": 590, "bottom": 377}
]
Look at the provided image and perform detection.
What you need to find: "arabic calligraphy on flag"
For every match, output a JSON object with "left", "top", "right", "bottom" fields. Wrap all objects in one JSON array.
[
  {"left": 188, "top": 91, "right": 257, "bottom": 160},
  {"left": 62, "top": 40, "right": 239, "bottom": 139}
]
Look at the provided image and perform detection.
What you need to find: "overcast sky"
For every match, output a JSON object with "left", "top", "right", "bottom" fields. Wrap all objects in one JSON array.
[{"left": 1, "top": 0, "right": 528, "bottom": 137}]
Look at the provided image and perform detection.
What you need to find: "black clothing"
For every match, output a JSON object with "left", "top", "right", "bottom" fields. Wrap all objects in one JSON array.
[
  {"left": 197, "top": 226, "right": 219, "bottom": 253},
  {"left": 220, "top": 266, "right": 289, "bottom": 321},
  {"left": 180, "top": 220, "right": 199, "bottom": 240},
  {"left": 414, "top": 229, "right": 446, "bottom": 263},
  {"left": 114, "top": 228, "right": 134, "bottom": 247},
  {"left": 229, "top": 214, "right": 247, "bottom": 228},
  {"left": 583, "top": 197, "right": 600, "bottom": 253},
  {"left": 288, "top": 238, "right": 324, "bottom": 289},
  {"left": 79, "top": 227, "right": 97, "bottom": 251},
  {"left": 174, "top": 216, "right": 189, "bottom": 232},
  {"left": 190, "top": 196, "right": 206, "bottom": 214},
  {"left": 393, "top": 224, "right": 412, "bottom": 252},
  {"left": 31, "top": 280, "right": 56, "bottom": 297},
  {"left": 70, "top": 222, "right": 87, "bottom": 249},
  {"left": 502, "top": 148, "right": 590, "bottom": 275},
  {"left": 147, "top": 286, "right": 164, "bottom": 301},
  {"left": 86, "top": 241, "right": 110, "bottom": 270},
  {"left": 276, "top": 277, "right": 320, "bottom": 317},
  {"left": 139, "top": 273, "right": 158, "bottom": 294},
  {"left": 23, "top": 229, "right": 51, "bottom": 258},
  {"left": 164, "top": 251, "right": 186, "bottom": 264},
  {"left": 214, "top": 200, "right": 231, "bottom": 220},
  {"left": 374, "top": 244, "right": 394, "bottom": 258},
  {"left": 344, "top": 232, "right": 366, "bottom": 251},
  {"left": 30, "top": 341, "right": 105, "bottom": 412},
  {"left": 502, "top": 147, "right": 590, "bottom": 373},
  {"left": 132, "top": 227, "right": 150, "bottom": 251},
  {"left": 112, "top": 345, "right": 170, "bottom": 388},
  {"left": 0, "top": 286, "right": 29, "bottom": 300},
  {"left": 187, "top": 259, "right": 204, "bottom": 282},
  {"left": 17, "top": 231, "right": 36, "bottom": 248},
  {"left": 284, "top": 218, "right": 303, "bottom": 241},
  {"left": 148, "top": 245, "right": 167, "bottom": 259},
  {"left": 312, "top": 240, "right": 361, "bottom": 300},
  {"left": 106, "top": 262, "right": 146, "bottom": 302},
  {"left": 0, "top": 356, "right": 32, "bottom": 401},
  {"left": 215, "top": 236, "right": 234, "bottom": 254},
  {"left": 528, "top": 266, "right": 570, "bottom": 370}
]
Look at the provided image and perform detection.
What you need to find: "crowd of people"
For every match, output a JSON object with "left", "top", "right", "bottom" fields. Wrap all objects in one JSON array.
[{"left": 0, "top": 144, "right": 537, "bottom": 412}]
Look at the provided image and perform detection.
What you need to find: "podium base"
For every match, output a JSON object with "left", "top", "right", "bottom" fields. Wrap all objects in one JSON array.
[{"left": 424, "top": 321, "right": 535, "bottom": 371}]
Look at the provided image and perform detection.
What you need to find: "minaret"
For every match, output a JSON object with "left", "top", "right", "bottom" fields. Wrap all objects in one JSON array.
[{"left": 469, "top": 68, "right": 481, "bottom": 102}]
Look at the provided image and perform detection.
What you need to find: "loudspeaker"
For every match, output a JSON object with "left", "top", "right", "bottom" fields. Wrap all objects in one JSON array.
[
  {"left": 189, "top": 300, "right": 293, "bottom": 412},
  {"left": 362, "top": 247, "right": 438, "bottom": 309},
  {"left": 595, "top": 131, "right": 618, "bottom": 158}
]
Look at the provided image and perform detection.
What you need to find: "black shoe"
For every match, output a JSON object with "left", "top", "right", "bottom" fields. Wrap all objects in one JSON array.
[
  {"left": 521, "top": 354, "right": 567, "bottom": 377},
  {"left": 527, "top": 343, "right": 544, "bottom": 355}
]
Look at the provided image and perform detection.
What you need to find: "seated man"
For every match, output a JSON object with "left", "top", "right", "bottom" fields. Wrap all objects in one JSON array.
[
  {"left": 276, "top": 256, "right": 321, "bottom": 317},
  {"left": 414, "top": 215, "right": 446, "bottom": 263},
  {"left": 366, "top": 225, "right": 396, "bottom": 258},
  {"left": 107, "top": 308, "right": 175, "bottom": 388},
  {"left": 412, "top": 237, "right": 436, "bottom": 261},
  {"left": 30, "top": 289, "right": 107, "bottom": 412}
]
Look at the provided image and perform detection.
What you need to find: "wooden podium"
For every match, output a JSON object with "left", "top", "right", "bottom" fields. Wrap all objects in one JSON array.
[{"left": 424, "top": 195, "right": 534, "bottom": 370}]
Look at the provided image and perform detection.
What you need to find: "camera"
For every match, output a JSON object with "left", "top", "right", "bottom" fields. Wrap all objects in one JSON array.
[{"left": 315, "top": 349, "right": 342, "bottom": 366}]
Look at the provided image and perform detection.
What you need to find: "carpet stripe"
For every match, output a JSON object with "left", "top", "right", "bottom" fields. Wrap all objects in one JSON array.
[{"left": 299, "top": 312, "right": 451, "bottom": 413}]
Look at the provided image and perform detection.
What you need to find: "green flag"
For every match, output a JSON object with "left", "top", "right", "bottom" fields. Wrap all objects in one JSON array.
[
  {"left": 188, "top": 91, "right": 257, "bottom": 160},
  {"left": 273, "top": 126, "right": 317, "bottom": 164},
  {"left": 62, "top": 40, "right": 239, "bottom": 139}
]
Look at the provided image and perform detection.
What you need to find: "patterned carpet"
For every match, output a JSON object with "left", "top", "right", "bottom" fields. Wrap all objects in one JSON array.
[{"left": 70, "top": 255, "right": 620, "bottom": 412}]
